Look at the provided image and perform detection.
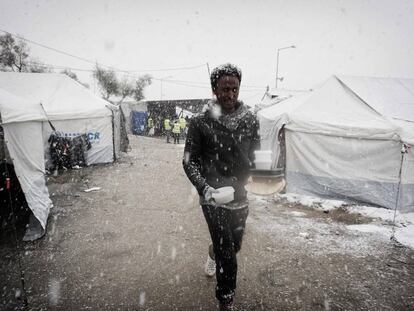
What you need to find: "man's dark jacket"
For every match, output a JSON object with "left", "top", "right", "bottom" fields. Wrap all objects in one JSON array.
[{"left": 183, "top": 101, "right": 260, "bottom": 203}]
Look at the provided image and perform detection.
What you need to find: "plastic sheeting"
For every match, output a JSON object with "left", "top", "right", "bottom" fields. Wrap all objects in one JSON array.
[
  {"left": 132, "top": 111, "right": 148, "bottom": 135},
  {"left": 285, "top": 130, "right": 405, "bottom": 210},
  {"left": 2, "top": 122, "right": 52, "bottom": 229},
  {"left": 113, "top": 109, "right": 120, "bottom": 160},
  {"left": 399, "top": 149, "right": 414, "bottom": 212}
]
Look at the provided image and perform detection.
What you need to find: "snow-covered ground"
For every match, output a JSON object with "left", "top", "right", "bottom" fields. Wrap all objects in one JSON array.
[{"left": 278, "top": 193, "right": 414, "bottom": 249}]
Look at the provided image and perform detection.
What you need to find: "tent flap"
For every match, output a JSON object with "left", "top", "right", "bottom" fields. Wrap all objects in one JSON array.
[{"left": 3, "top": 122, "right": 52, "bottom": 229}]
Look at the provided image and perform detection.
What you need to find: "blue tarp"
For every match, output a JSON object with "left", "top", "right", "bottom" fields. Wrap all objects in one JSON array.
[{"left": 131, "top": 111, "right": 148, "bottom": 135}]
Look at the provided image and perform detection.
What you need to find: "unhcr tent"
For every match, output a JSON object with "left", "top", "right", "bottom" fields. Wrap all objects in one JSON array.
[
  {"left": 0, "top": 89, "right": 52, "bottom": 229},
  {"left": 258, "top": 75, "right": 414, "bottom": 212},
  {"left": 0, "top": 72, "right": 121, "bottom": 167}
]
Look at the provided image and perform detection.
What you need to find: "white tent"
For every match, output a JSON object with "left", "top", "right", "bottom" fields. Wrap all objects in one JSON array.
[
  {"left": 0, "top": 72, "right": 123, "bottom": 230},
  {"left": 175, "top": 106, "right": 194, "bottom": 118},
  {"left": 0, "top": 72, "right": 120, "bottom": 166},
  {"left": 258, "top": 88, "right": 309, "bottom": 111},
  {"left": 0, "top": 89, "right": 52, "bottom": 229},
  {"left": 258, "top": 75, "right": 414, "bottom": 212}
]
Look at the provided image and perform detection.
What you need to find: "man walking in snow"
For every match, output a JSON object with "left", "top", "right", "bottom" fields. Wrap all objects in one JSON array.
[{"left": 183, "top": 63, "right": 260, "bottom": 311}]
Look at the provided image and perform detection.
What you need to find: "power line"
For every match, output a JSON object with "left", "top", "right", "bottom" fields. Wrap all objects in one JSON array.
[
  {"left": 127, "top": 64, "right": 206, "bottom": 72},
  {"left": 0, "top": 29, "right": 207, "bottom": 73},
  {"left": 25, "top": 60, "right": 265, "bottom": 92},
  {"left": 159, "top": 79, "right": 210, "bottom": 89},
  {"left": 152, "top": 77, "right": 265, "bottom": 89},
  {"left": 240, "top": 91, "right": 265, "bottom": 100},
  {"left": 1, "top": 30, "right": 268, "bottom": 92},
  {"left": 25, "top": 60, "right": 95, "bottom": 72},
  {"left": 0, "top": 29, "right": 108, "bottom": 68}
]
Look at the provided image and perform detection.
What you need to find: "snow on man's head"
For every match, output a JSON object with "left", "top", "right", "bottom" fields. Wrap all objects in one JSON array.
[{"left": 210, "top": 63, "right": 242, "bottom": 91}]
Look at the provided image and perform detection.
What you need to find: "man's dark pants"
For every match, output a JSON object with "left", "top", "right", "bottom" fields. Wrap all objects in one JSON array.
[
  {"left": 173, "top": 133, "right": 180, "bottom": 144},
  {"left": 165, "top": 130, "right": 171, "bottom": 143},
  {"left": 202, "top": 204, "right": 249, "bottom": 304}
]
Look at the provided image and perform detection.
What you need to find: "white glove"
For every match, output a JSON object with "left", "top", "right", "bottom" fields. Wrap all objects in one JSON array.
[{"left": 203, "top": 186, "right": 219, "bottom": 203}]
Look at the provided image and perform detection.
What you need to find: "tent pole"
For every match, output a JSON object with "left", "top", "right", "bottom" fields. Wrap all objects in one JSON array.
[
  {"left": 39, "top": 102, "right": 56, "bottom": 131},
  {"left": 111, "top": 110, "right": 116, "bottom": 161},
  {"left": 390, "top": 143, "right": 407, "bottom": 242}
]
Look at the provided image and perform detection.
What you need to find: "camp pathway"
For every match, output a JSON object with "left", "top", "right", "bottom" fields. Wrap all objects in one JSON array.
[{"left": 1, "top": 135, "right": 414, "bottom": 310}]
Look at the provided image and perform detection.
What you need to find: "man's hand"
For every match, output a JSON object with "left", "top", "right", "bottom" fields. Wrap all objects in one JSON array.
[{"left": 203, "top": 186, "right": 219, "bottom": 203}]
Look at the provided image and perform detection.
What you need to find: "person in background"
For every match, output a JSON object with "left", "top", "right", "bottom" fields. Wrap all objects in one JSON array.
[
  {"left": 172, "top": 120, "right": 181, "bottom": 144},
  {"left": 164, "top": 117, "right": 172, "bottom": 143},
  {"left": 157, "top": 116, "right": 163, "bottom": 136},
  {"left": 179, "top": 115, "right": 187, "bottom": 140},
  {"left": 184, "top": 116, "right": 190, "bottom": 138},
  {"left": 147, "top": 115, "right": 154, "bottom": 136},
  {"left": 182, "top": 63, "right": 260, "bottom": 311}
]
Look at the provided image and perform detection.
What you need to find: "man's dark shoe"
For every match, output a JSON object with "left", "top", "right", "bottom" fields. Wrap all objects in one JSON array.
[{"left": 219, "top": 301, "right": 239, "bottom": 311}]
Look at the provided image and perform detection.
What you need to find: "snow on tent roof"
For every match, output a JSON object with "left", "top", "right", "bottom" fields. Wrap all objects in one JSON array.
[
  {"left": 0, "top": 72, "right": 113, "bottom": 121},
  {"left": 258, "top": 91, "right": 312, "bottom": 121},
  {"left": 175, "top": 106, "right": 193, "bottom": 118},
  {"left": 143, "top": 93, "right": 212, "bottom": 102},
  {"left": 337, "top": 75, "right": 414, "bottom": 122},
  {"left": 290, "top": 76, "right": 394, "bottom": 131},
  {"left": 258, "top": 75, "right": 411, "bottom": 141},
  {"left": 0, "top": 88, "right": 47, "bottom": 124}
]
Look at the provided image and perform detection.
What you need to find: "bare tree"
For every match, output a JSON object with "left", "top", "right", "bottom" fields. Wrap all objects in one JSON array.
[
  {"left": 133, "top": 74, "right": 152, "bottom": 101},
  {"left": 92, "top": 65, "right": 119, "bottom": 100},
  {"left": 118, "top": 77, "right": 135, "bottom": 104},
  {"left": 0, "top": 33, "right": 52, "bottom": 73},
  {"left": 92, "top": 65, "right": 152, "bottom": 103},
  {"left": 0, "top": 33, "right": 29, "bottom": 72}
]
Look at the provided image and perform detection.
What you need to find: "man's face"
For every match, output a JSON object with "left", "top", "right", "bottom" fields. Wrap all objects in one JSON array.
[{"left": 213, "top": 75, "right": 240, "bottom": 114}]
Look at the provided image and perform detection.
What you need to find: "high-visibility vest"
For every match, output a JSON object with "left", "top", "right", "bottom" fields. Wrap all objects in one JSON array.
[
  {"left": 179, "top": 117, "right": 186, "bottom": 129},
  {"left": 164, "top": 119, "right": 171, "bottom": 130},
  {"left": 172, "top": 123, "right": 181, "bottom": 134},
  {"left": 147, "top": 117, "right": 153, "bottom": 128}
]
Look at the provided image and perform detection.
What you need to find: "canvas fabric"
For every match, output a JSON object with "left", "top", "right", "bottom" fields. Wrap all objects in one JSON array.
[
  {"left": 257, "top": 75, "right": 414, "bottom": 212},
  {"left": 2, "top": 122, "right": 52, "bottom": 229}
]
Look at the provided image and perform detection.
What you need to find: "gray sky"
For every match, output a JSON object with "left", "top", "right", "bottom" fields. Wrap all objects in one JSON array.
[{"left": 1, "top": 0, "right": 413, "bottom": 106}]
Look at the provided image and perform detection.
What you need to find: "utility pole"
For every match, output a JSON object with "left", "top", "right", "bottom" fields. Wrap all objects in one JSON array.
[
  {"left": 160, "top": 76, "right": 172, "bottom": 100},
  {"left": 275, "top": 45, "right": 296, "bottom": 89}
]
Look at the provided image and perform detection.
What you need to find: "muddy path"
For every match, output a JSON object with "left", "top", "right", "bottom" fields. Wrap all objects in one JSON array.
[{"left": 1, "top": 136, "right": 413, "bottom": 310}]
